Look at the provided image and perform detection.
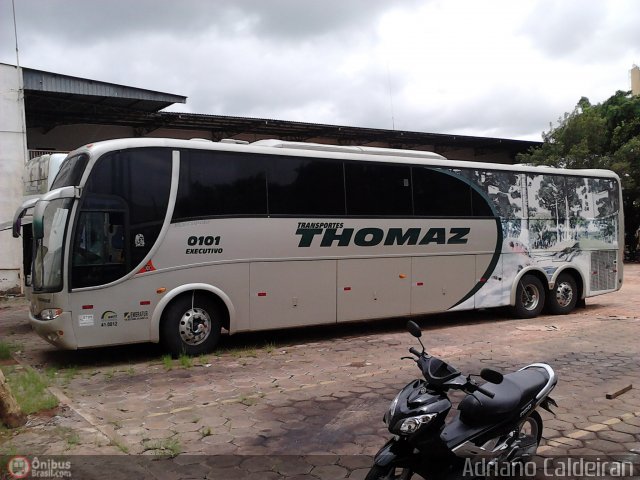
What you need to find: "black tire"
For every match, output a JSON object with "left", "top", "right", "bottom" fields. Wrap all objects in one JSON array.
[
  {"left": 365, "top": 465, "right": 413, "bottom": 480},
  {"left": 512, "top": 275, "right": 546, "bottom": 319},
  {"left": 160, "top": 292, "right": 222, "bottom": 357},
  {"left": 547, "top": 273, "right": 578, "bottom": 315},
  {"left": 516, "top": 410, "right": 543, "bottom": 455}
]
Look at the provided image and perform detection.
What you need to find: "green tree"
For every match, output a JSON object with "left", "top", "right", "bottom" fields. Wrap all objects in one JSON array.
[{"left": 517, "top": 90, "right": 640, "bottom": 243}]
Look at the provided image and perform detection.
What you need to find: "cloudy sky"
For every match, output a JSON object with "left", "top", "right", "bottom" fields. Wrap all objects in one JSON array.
[{"left": 1, "top": 0, "right": 638, "bottom": 141}]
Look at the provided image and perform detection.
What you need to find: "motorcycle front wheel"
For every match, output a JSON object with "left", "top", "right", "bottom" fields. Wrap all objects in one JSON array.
[{"left": 365, "top": 465, "right": 414, "bottom": 480}]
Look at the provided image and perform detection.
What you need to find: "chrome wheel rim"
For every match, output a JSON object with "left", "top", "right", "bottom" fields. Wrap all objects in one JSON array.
[
  {"left": 555, "top": 281, "right": 574, "bottom": 308},
  {"left": 522, "top": 284, "right": 540, "bottom": 311},
  {"left": 179, "top": 307, "right": 211, "bottom": 345}
]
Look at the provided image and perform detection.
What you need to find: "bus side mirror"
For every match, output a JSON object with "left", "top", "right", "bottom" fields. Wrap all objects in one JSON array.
[
  {"left": 12, "top": 217, "right": 21, "bottom": 238},
  {"left": 12, "top": 198, "right": 39, "bottom": 238}
]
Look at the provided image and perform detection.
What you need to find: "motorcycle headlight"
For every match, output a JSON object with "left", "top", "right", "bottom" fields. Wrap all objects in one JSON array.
[{"left": 399, "top": 413, "right": 437, "bottom": 435}]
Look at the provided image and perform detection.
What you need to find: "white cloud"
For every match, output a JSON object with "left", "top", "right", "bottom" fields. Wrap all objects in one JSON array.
[{"left": 1, "top": 0, "right": 638, "bottom": 142}]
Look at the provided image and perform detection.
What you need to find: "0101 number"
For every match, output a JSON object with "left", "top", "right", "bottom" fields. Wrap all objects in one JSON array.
[{"left": 187, "top": 236, "right": 221, "bottom": 246}]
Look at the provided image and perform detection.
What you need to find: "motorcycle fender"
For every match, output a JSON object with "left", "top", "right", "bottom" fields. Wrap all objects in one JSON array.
[{"left": 373, "top": 438, "right": 414, "bottom": 467}]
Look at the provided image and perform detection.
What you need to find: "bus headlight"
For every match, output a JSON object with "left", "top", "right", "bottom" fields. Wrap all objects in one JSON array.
[
  {"left": 40, "top": 308, "right": 63, "bottom": 321},
  {"left": 399, "top": 414, "right": 436, "bottom": 434}
]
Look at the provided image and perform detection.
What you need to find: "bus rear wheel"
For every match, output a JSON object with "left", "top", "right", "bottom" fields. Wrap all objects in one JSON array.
[
  {"left": 512, "top": 275, "right": 546, "bottom": 319},
  {"left": 161, "top": 292, "right": 222, "bottom": 357},
  {"left": 547, "top": 273, "right": 578, "bottom": 315}
]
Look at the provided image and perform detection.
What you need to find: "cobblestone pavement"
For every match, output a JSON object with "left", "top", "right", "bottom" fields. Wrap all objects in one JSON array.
[{"left": 1, "top": 265, "right": 639, "bottom": 479}]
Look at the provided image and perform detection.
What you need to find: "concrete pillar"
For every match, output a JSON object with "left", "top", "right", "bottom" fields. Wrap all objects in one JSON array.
[
  {"left": 631, "top": 65, "right": 640, "bottom": 96},
  {"left": 0, "top": 64, "right": 28, "bottom": 294}
]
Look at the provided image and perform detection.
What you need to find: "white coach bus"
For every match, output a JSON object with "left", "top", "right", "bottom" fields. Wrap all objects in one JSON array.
[
  {"left": 24, "top": 153, "right": 68, "bottom": 197},
  {"left": 20, "top": 153, "right": 68, "bottom": 289},
  {"left": 13, "top": 138, "right": 623, "bottom": 355}
]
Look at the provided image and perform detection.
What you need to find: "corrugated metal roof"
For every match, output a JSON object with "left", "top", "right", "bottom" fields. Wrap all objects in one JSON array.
[
  {"left": 7, "top": 63, "right": 539, "bottom": 162},
  {"left": 19, "top": 65, "right": 185, "bottom": 111}
]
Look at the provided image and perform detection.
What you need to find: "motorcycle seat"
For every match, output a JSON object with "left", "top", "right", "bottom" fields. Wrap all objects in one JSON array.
[{"left": 458, "top": 367, "right": 549, "bottom": 427}]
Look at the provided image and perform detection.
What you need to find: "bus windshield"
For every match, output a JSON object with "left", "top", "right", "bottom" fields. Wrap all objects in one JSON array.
[
  {"left": 33, "top": 198, "right": 73, "bottom": 292},
  {"left": 50, "top": 153, "right": 89, "bottom": 190}
]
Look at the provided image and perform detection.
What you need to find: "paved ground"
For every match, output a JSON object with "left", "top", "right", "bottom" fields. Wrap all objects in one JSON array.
[{"left": 1, "top": 265, "right": 639, "bottom": 479}]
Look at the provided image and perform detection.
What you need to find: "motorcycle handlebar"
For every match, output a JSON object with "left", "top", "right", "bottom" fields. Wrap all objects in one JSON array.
[
  {"left": 405, "top": 344, "right": 496, "bottom": 399},
  {"left": 475, "top": 385, "right": 495, "bottom": 399}
]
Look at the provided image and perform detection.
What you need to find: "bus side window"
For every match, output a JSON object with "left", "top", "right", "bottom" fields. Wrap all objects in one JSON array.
[
  {"left": 413, "top": 168, "right": 474, "bottom": 217},
  {"left": 107, "top": 220, "right": 125, "bottom": 263},
  {"left": 74, "top": 212, "right": 107, "bottom": 266},
  {"left": 345, "top": 163, "right": 411, "bottom": 216}
]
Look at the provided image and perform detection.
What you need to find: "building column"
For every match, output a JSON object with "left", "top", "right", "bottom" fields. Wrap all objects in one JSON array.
[{"left": 0, "top": 64, "right": 28, "bottom": 294}]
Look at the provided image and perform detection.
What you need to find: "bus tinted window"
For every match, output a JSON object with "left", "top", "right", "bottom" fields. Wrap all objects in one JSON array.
[
  {"left": 345, "top": 163, "right": 411, "bottom": 216},
  {"left": 85, "top": 149, "right": 172, "bottom": 227},
  {"left": 72, "top": 148, "right": 172, "bottom": 288},
  {"left": 50, "top": 153, "right": 89, "bottom": 189},
  {"left": 413, "top": 168, "right": 473, "bottom": 216},
  {"left": 267, "top": 156, "right": 345, "bottom": 215},
  {"left": 173, "top": 150, "right": 267, "bottom": 220}
]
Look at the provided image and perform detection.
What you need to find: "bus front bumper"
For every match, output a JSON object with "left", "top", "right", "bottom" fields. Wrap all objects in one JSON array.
[{"left": 29, "top": 311, "right": 78, "bottom": 349}]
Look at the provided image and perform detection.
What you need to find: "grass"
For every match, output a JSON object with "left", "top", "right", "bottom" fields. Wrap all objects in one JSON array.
[
  {"left": 162, "top": 355, "right": 173, "bottom": 371},
  {"left": 0, "top": 441, "right": 17, "bottom": 461},
  {"left": 111, "top": 438, "right": 129, "bottom": 454},
  {"left": 55, "top": 427, "right": 80, "bottom": 449},
  {"left": 142, "top": 437, "right": 181, "bottom": 457},
  {"left": 200, "top": 426, "right": 212, "bottom": 438},
  {"left": 224, "top": 341, "right": 278, "bottom": 358},
  {"left": 1, "top": 366, "right": 59, "bottom": 415},
  {"left": 238, "top": 394, "right": 260, "bottom": 407},
  {"left": 178, "top": 353, "right": 193, "bottom": 368},
  {"left": 229, "top": 347, "right": 258, "bottom": 359},
  {"left": 61, "top": 365, "right": 79, "bottom": 384},
  {"left": 0, "top": 341, "right": 19, "bottom": 360}
]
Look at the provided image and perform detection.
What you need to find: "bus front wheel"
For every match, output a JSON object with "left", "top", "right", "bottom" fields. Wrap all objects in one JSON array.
[
  {"left": 161, "top": 292, "right": 222, "bottom": 357},
  {"left": 512, "top": 275, "right": 546, "bottom": 319}
]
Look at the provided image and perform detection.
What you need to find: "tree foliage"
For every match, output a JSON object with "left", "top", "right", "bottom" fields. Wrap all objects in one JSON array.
[{"left": 517, "top": 90, "right": 640, "bottom": 233}]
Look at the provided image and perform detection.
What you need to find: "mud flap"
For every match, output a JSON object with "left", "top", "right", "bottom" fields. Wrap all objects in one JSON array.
[
  {"left": 373, "top": 438, "right": 414, "bottom": 467},
  {"left": 540, "top": 396, "right": 558, "bottom": 415}
]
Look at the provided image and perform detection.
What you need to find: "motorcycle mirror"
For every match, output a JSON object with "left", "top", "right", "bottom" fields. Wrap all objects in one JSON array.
[
  {"left": 480, "top": 368, "right": 503, "bottom": 384},
  {"left": 406, "top": 321, "right": 422, "bottom": 338}
]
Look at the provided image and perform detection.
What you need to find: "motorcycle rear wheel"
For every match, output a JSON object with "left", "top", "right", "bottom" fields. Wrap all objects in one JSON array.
[
  {"left": 365, "top": 465, "right": 414, "bottom": 480},
  {"left": 520, "top": 411, "right": 543, "bottom": 444},
  {"left": 512, "top": 410, "right": 543, "bottom": 460}
]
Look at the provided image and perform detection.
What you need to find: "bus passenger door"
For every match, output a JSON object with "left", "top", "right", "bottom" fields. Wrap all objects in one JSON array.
[
  {"left": 337, "top": 257, "right": 412, "bottom": 322},
  {"left": 411, "top": 255, "right": 476, "bottom": 314}
]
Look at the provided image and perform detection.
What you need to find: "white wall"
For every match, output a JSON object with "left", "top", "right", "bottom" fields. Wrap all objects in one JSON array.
[{"left": 0, "top": 64, "right": 28, "bottom": 293}]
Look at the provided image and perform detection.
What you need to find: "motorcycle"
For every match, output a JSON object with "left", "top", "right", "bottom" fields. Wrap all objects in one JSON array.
[{"left": 367, "top": 321, "right": 557, "bottom": 480}]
